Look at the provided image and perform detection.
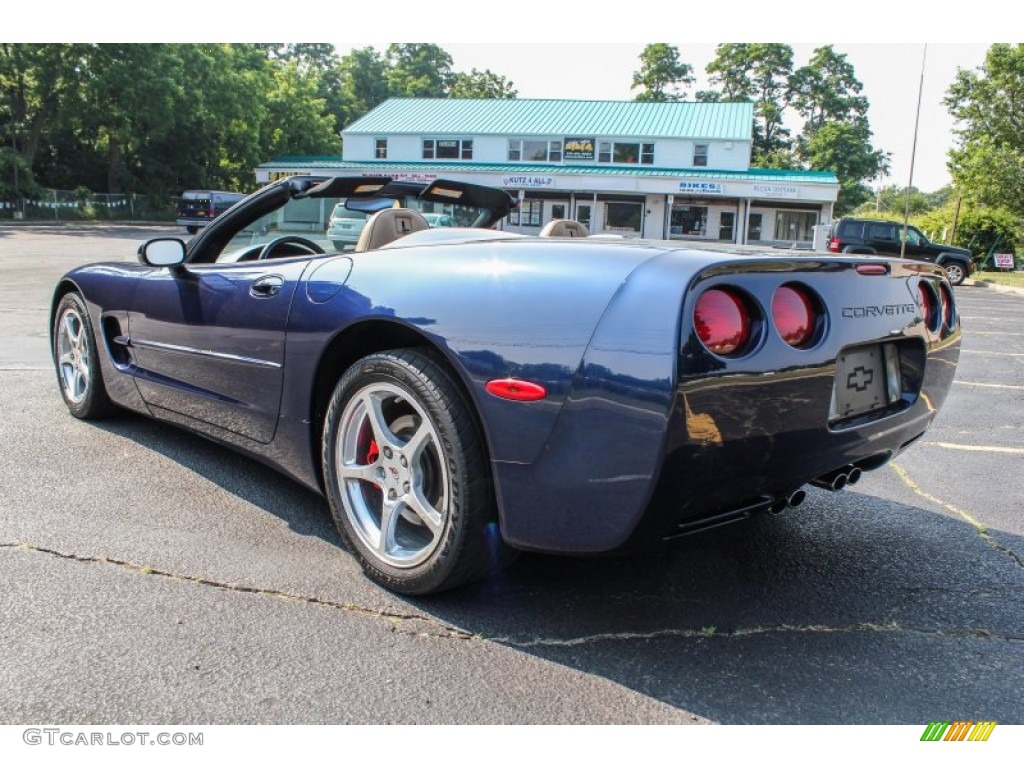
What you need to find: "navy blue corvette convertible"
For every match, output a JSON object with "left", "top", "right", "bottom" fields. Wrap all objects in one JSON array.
[{"left": 51, "top": 175, "right": 961, "bottom": 594}]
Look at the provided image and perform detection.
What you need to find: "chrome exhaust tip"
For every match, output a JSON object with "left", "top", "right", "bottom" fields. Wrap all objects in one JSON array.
[
  {"left": 811, "top": 471, "right": 848, "bottom": 492},
  {"left": 770, "top": 488, "right": 808, "bottom": 515},
  {"left": 846, "top": 466, "right": 863, "bottom": 485}
]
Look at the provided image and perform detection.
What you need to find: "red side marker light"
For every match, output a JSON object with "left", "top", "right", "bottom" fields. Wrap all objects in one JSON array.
[{"left": 485, "top": 378, "right": 547, "bottom": 401}]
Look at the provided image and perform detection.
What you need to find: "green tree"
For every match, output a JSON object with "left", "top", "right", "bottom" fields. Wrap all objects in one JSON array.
[
  {"left": 0, "top": 44, "right": 87, "bottom": 170},
  {"left": 705, "top": 43, "right": 795, "bottom": 165},
  {"left": 945, "top": 44, "right": 1024, "bottom": 215},
  {"left": 336, "top": 47, "right": 390, "bottom": 128},
  {"left": 450, "top": 68, "right": 517, "bottom": 99},
  {"left": 953, "top": 205, "right": 1019, "bottom": 257},
  {"left": 791, "top": 46, "right": 869, "bottom": 131},
  {"left": 801, "top": 120, "right": 888, "bottom": 214},
  {"left": 386, "top": 44, "right": 453, "bottom": 97},
  {"left": 856, "top": 185, "right": 939, "bottom": 217},
  {"left": 73, "top": 44, "right": 190, "bottom": 193},
  {"left": 263, "top": 59, "right": 339, "bottom": 158},
  {"left": 787, "top": 46, "right": 888, "bottom": 215},
  {"left": 275, "top": 43, "right": 338, "bottom": 73},
  {"left": 631, "top": 44, "right": 694, "bottom": 102}
]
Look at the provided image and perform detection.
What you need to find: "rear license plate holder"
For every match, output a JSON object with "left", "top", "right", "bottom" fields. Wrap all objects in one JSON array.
[{"left": 832, "top": 344, "right": 891, "bottom": 420}]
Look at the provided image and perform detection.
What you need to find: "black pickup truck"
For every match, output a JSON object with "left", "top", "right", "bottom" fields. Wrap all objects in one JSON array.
[{"left": 827, "top": 217, "right": 974, "bottom": 285}]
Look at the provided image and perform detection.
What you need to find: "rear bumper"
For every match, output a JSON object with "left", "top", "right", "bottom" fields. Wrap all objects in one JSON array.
[
  {"left": 176, "top": 217, "right": 210, "bottom": 228},
  {"left": 629, "top": 331, "right": 959, "bottom": 544}
]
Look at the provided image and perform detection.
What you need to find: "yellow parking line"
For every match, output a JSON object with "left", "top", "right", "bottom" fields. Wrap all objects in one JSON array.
[
  {"left": 924, "top": 442, "right": 1024, "bottom": 455},
  {"left": 954, "top": 381, "right": 1024, "bottom": 390},
  {"left": 891, "top": 464, "right": 986, "bottom": 533},
  {"left": 959, "top": 350, "right": 1024, "bottom": 357},
  {"left": 959, "top": 316, "right": 1022, "bottom": 321}
]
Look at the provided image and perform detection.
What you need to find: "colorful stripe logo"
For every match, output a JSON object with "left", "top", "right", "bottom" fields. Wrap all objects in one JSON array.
[{"left": 920, "top": 721, "right": 997, "bottom": 741}]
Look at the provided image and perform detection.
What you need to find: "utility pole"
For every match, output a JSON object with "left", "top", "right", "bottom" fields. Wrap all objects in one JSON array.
[
  {"left": 950, "top": 192, "right": 962, "bottom": 245},
  {"left": 902, "top": 44, "right": 927, "bottom": 259},
  {"left": 11, "top": 124, "right": 19, "bottom": 218}
]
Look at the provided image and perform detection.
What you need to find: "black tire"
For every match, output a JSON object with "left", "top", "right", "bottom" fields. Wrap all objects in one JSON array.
[
  {"left": 942, "top": 260, "right": 967, "bottom": 286},
  {"left": 321, "top": 349, "right": 507, "bottom": 595},
  {"left": 52, "top": 292, "right": 116, "bottom": 419},
  {"left": 186, "top": 225, "right": 198, "bottom": 234}
]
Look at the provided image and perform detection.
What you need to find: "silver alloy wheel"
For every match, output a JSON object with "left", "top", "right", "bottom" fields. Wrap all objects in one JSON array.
[
  {"left": 944, "top": 262, "right": 965, "bottom": 285},
  {"left": 335, "top": 382, "right": 449, "bottom": 568},
  {"left": 56, "top": 306, "right": 90, "bottom": 405}
]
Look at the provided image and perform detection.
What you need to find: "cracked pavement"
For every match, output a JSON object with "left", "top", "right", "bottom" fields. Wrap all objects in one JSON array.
[{"left": 1, "top": 226, "right": 1021, "bottom": 724}]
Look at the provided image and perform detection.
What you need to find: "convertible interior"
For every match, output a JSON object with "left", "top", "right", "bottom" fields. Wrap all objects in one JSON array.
[{"left": 205, "top": 176, "right": 516, "bottom": 264}]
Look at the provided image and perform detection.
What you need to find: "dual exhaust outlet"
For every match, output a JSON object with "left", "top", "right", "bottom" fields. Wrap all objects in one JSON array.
[
  {"left": 810, "top": 465, "right": 863, "bottom": 492},
  {"left": 770, "top": 464, "right": 863, "bottom": 516}
]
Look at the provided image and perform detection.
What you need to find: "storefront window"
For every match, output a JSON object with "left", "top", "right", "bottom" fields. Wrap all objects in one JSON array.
[
  {"left": 774, "top": 211, "right": 817, "bottom": 242},
  {"left": 605, "top": 202, "right": 642, "bottom": 233},
  {"left": 719, "top": 211, "right": 735, "bottom": 241},
  {"left": 551, "top": 203, "right": 566, "bottom": 219},
  {"left": 509, "top": 200, "right": 543, "bottom": 227},
  {"left": 670, "top": 205, "right": 708, "bottom": 237},
  {"left": 747, "top": 213, "right": 763, "bottom": 241}
]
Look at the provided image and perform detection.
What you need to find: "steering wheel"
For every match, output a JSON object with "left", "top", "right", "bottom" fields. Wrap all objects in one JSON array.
[{"left": 256, "top": 235, "right": 325, "bottom": 261}]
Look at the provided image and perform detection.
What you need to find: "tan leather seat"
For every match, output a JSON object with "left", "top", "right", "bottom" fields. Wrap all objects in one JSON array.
[
  {"left": 538, "top": 219, "right": 590, "bottom": 238},
  {"left": 354, "top": 208, "right": 430, "bottom": 251}
]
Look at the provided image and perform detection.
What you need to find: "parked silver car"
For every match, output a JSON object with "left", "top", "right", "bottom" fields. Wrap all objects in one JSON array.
[{"left": 327, "top": 203, "right": 369, "bottom": 248}]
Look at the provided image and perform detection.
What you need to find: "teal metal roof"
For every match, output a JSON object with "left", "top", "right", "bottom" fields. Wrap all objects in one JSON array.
[
  {"left": 343, "top": 98, "right": 755, "bottom": 141},
  {"left": 260, "top": 157, "right": 838, "bottom": 185}
]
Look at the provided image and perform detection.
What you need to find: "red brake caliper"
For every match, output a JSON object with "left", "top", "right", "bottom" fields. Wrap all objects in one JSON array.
[{"left": 366, "top": 440, "right": 379, "bottom": 465}]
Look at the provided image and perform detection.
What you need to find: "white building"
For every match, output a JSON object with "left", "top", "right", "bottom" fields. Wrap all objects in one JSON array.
[{"left": 255, "top": 98, "right": 839, "bottom": 246}]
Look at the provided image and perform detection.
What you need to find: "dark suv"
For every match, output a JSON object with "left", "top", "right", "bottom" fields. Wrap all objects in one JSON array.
[
  {"left": 827, "top": 218, "right": 974, "bottom": 285},
  {"left": 176, "top": 190, "right": 245, "bottom": 235}
]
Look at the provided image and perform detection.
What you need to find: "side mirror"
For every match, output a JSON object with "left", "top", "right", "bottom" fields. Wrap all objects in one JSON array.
[{"left": 139, "top": 238, "right": 187, "bottom": 268}]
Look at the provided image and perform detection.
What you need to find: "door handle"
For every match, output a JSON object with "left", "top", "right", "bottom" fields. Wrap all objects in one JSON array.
[{"left": 250, "top": 275, "right": 284, "bottom": 298}]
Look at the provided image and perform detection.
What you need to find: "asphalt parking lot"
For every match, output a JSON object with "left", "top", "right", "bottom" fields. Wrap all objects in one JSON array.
[{"left": 0, "top": 223, "right": 1021, "bottom": 724}]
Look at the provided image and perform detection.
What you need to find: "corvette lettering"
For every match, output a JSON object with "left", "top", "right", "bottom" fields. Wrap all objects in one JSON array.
[{"left": 842, "top": 304, "right": 916, "bottom": 318}]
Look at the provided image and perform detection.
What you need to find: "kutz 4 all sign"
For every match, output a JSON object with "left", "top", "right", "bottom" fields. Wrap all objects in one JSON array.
[{"left": 920, "top": 721, "right": 997, "bottom": 742}]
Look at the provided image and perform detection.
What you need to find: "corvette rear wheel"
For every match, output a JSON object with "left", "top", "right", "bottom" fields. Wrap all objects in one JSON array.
[
  {"left": 322, "top": 349, "right": 503, "bottom": 595},
  {"left": 53, "top": 292, "right": 115, "bottom": 419}
]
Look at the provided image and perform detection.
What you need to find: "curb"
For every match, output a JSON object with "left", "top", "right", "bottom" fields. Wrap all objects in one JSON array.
[
  {"left": 0, "top": 220, "right": 177, "bottom": 228},
  {"left": 963, "top": 279, "right": 1024, "bottom": 297}
]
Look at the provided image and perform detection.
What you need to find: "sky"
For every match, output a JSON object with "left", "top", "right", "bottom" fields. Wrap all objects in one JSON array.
[{"left": 12, "top": 1, "right": 1004, "bottom": 193}]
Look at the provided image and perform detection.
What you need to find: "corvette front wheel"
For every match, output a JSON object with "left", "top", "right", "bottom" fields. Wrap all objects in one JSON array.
[
  {"left": 52, "top": 292, "right": 115, "bottom": 419},
  {"left": 322, "top": 349, "right": 503, "bottom": 595}
]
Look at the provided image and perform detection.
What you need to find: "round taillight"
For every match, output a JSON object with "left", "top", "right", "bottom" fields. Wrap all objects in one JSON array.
[
  {"left": 918, "top": 282, "right": 938, "bottom": 332},
  {"left": 694, "top": 288, "right": 751, "bottom": 356},
  {"left": 772, "top": 285, "right": 816, "bottom": 347}
]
